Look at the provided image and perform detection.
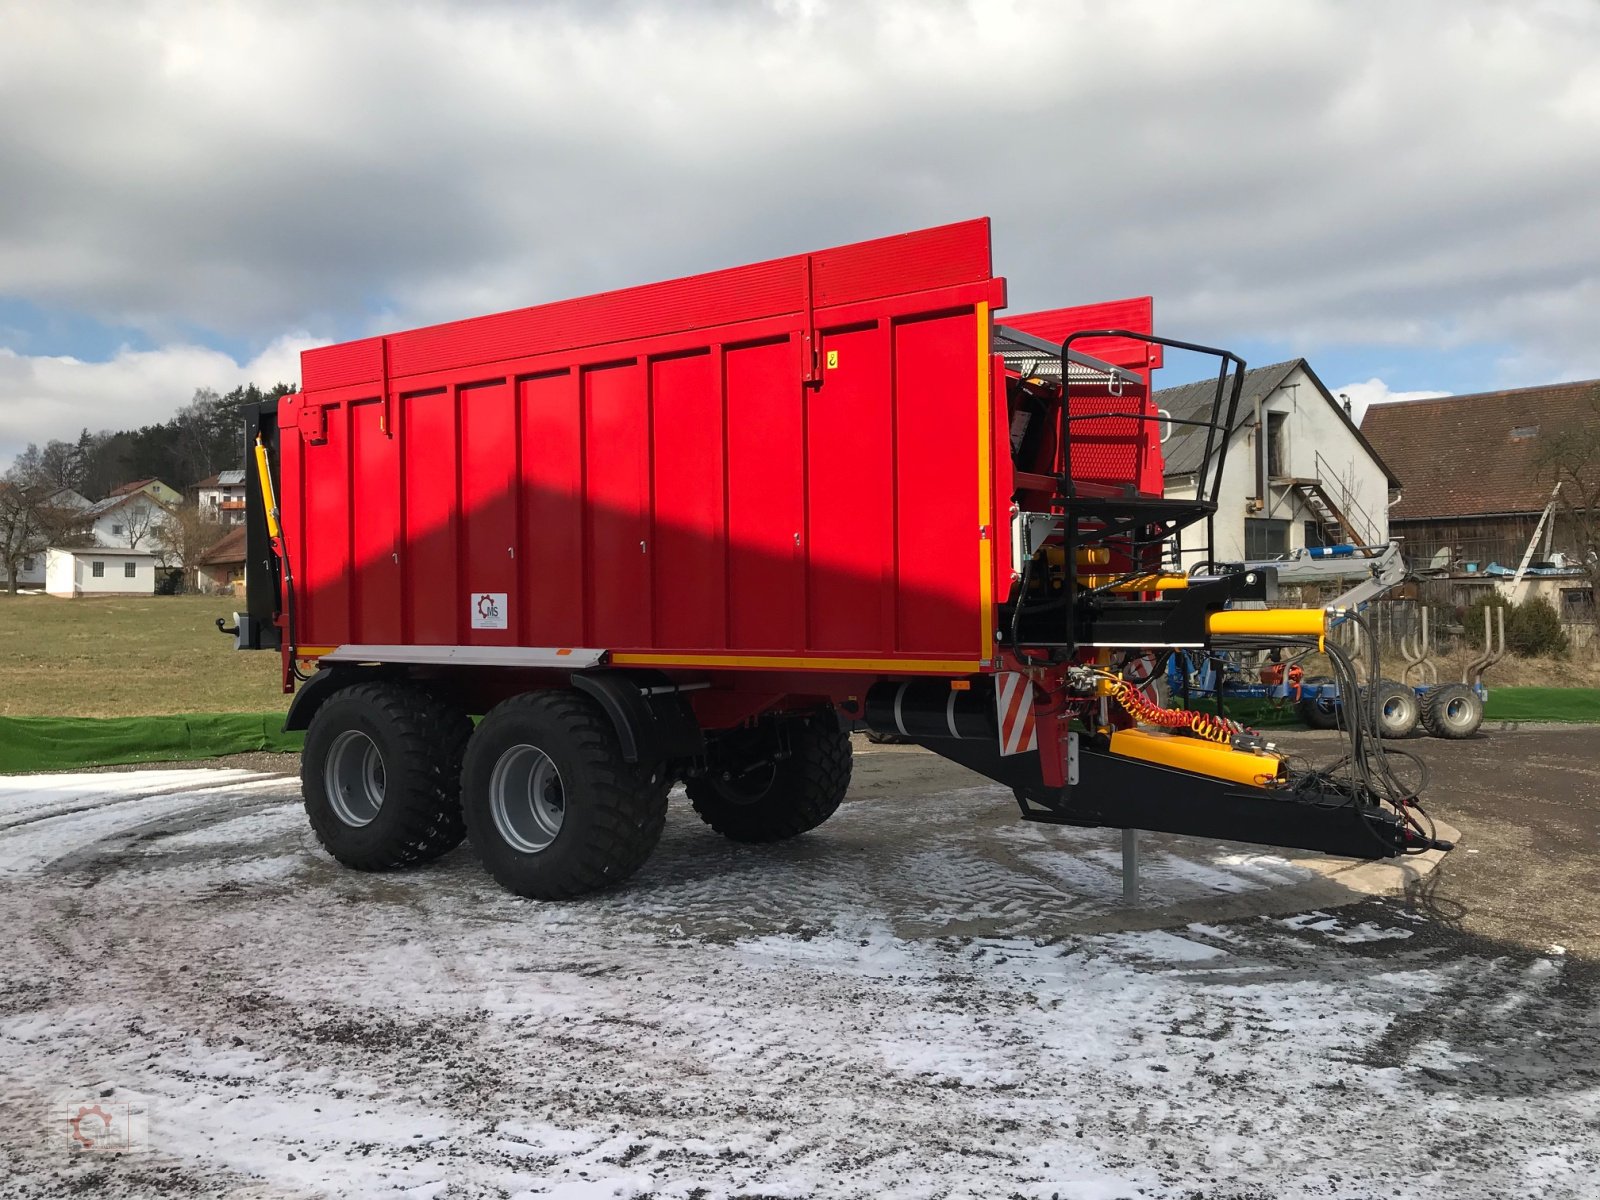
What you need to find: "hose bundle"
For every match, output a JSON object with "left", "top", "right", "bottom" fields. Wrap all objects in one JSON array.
[
  {"left": 1213, "top": 612, "right": 1442, "bottom": 855},
  {"left": 1101, "top": 674, "right": 1250, "bottom": 745}
]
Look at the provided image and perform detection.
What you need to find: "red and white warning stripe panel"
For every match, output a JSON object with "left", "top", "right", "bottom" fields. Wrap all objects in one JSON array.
[{"left": 995, "top": 671, "right": 1038, "bottom": 757}]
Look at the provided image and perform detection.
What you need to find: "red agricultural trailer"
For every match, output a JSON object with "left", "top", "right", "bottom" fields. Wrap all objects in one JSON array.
[{"left": 232, "top": 218, "right": 1449, "bottom": 898}]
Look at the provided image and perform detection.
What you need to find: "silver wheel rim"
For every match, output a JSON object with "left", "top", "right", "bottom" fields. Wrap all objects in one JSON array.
[
  {"left": 325, "top": 729, "right": 386, "bottom": 827},
  {"left": 1445, "top": 697, "right": 1470, "bottom": 724},
  {"left": 490, "top": 744, "right": 566, "bottom": 853}
]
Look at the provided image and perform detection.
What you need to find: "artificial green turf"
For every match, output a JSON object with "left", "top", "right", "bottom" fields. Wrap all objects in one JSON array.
[
  {"left": 1482, "top": 686, "right": 1600, "bottom": 724},
  {"left": 0, "top": 712, "right": 302, "bottom": 773},
  {"left": 1185, "top": 686, "right": 1600, "bottom": 729}
]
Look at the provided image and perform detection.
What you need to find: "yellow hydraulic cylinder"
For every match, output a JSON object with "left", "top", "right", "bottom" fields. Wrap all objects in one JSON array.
[
  {"left": 1109, "top": 728, "right": 1285, "bottom": 787},
  {"left": 1107, "top": 573, "right": 1189, "bottom": 593},
  {"left": 1206, "top": 608, "right": 1328, "bottom": 637},
  {"left": 253, "top": 436, "right": 280, "bottom": 540},
  {"left": 1075, "top": 573, "right": 1189, "bottom": 591}
]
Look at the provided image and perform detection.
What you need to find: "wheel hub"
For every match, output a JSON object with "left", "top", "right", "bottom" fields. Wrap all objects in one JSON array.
[
  {"left": 490, "top": 744, "right": 567, "bottom": 853},
  {"left": 325, "top": 729, "right": 386, "bottom": 827}
]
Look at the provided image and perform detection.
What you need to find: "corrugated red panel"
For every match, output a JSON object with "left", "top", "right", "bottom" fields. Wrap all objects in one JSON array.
[
  {"left": 812, "top": 220, "right": 991, "bottom": 307},
  {"left": 1010, "top": 297, "right": 1164, "bottom": 495},
  {"left": 300, "top": 219, "right": 993, "bottom": 391},
  {"left": 301, "top": 337, "right": 384, "bottom": 393},
  {"left": 1064, "top": 383, "right": 1155, "bottom": 492},
  {"left": 1006, "top": 297, "right": 1161, "bottom": 371}
]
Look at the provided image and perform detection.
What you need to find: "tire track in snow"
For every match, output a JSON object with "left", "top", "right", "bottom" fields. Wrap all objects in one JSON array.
[{"left": 0, "top": 773, "right": 296, "bottom": 878}]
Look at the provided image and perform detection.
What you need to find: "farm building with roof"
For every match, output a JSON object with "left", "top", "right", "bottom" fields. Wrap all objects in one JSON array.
[
  {"left": 1154, "top": 358, "right": 1399, "bottom": 569},
  {"left": 1360, "top": 378, "right": 1599, "bottom": 629}
]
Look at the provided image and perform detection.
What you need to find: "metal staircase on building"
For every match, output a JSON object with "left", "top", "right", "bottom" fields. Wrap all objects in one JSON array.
[{"left": 1280, "top": 452, "right": 1382, "bottom": 552}]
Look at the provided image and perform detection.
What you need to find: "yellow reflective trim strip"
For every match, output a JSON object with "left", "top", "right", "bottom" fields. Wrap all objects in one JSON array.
[
  {"left": 295, "top": 645, "right": 337, "bottom": 658},
  {"left": 610, "top": 653, "right": 981, "bottom": 674},
  {"left": 976, "top": 300, "right": 995, "bottom": 663}
]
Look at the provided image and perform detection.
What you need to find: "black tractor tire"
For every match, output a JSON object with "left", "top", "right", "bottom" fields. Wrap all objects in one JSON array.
[
  {"left": 461, "top": 690, "right": 667, "bottom": 900},
  {"left": 1370, "top": 680, "right": 1421, "bottom": 739},
  {"left": 1421, "top": 683, "right": 1484, "bottom": 739},
  {"left": 687, "top": 713, "right": 852, "bottom": 843},
  {"left": 1298, "top": 674, "right": 1341, "bottom": 730},
  {"left": 301, "top": 682, "right": 472, "bottom": 871}
]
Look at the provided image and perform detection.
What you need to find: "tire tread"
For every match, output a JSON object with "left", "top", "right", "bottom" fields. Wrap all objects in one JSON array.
[
  {"left": 302, "top": 681, "right": 472, "bottom": 871},
  {"left": 464, "top": 691, "right": 668, "bottom": 899},
  {"left": 1421, "top": 683, "right": 1483, "bottom": 739},
  {"left": 686, "top": 714, "right": 851, "bottom": 843}
]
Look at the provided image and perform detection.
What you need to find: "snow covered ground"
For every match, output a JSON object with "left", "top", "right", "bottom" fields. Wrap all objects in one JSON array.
[{"left": 2, "top": 763, "right": 1597, "bottom": 1198}]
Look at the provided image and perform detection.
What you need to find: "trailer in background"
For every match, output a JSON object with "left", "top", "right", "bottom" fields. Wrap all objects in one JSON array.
[{"left": 1161, "top": 544, "right": 1497, "bottom": 739}]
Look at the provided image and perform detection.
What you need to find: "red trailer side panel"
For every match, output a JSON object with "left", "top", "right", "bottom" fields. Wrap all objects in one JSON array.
[
  {"left": 350, "top": 398, "right": 401, "bottom": 644},
  {"left": 518, "top": 371, "right": 585, "bottom": 645},
  {"left": 583, "top": 361, "right": 652, "bottom": 649},
  {"left": 893, "top": 309, "right": 986, "bottom": 655},
  {"left": 461, "top": 379, "right": 517, "bottom": 645},
  {"left": 724, "top": 339, "right": 806, "bottom": 653},
  {"left": 403, "top": 389, "right": 459, "bottom": 644},
  {"left": 650, "top": 350, "right": 726, "bottom": 651},
  {"left": 284, "top": 221, "right": 1009, "bottom": 674}
]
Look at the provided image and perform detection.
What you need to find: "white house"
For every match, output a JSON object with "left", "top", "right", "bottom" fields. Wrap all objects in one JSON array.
[
  {"left": 195, "top": 469, "right": 248, "bottom": 525},
  {"left": 84, "top": 483, "right": 176, "bottom": 551},
  {"left": 45, "top": 547, "right": 161, "bottom": 597},
  {"left": 1154, "top": 359, "right": 1400, "bottom": 568}
]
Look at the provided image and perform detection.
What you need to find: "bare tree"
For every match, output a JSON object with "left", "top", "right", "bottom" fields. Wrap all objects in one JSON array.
[
  {"left": 117, "top": 497, "right": 168, "bottom": 552},
  {"left": 1535, "top": 384, "right": 1600, "bottom": 636},
  {"left": 0, "top": 468, "right": 91, "bottom": 593},
  {"left": 156, "top": 502, "right": 229, "bottom": 584}
]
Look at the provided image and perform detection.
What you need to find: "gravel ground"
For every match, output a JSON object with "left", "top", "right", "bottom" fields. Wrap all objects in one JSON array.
[{"left": 2, "top": 733, "right": 1598, "bottom": 1198}]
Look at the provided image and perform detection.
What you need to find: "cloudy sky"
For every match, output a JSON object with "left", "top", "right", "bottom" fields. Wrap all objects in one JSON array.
[{"left": 2, "top": 0, "right": 1598, "bottom": 470}]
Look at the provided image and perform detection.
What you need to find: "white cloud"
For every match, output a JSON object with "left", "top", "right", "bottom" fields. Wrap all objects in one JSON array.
[
  {"left": 0, "top": 334, "right": 323, "bottom": 469},
  {"left": 1337, "top": 379, "right": 1453, "bottom": 426},
  {"left": 2, "top": 0, "right": 1599, "bottom": 456}
]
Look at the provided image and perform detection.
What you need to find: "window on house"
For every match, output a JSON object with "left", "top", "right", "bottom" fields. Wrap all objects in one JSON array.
[
  {"left": 1561, "top": 588, "right": 1595, "bottom": 621},
  {"left": 1267, "top": 411, "right": 1288, "bottom": 478},
  {"left": 21, "top": 557, "right": 35, "bottom": 572},
  {"left": 1245, "top": 518, "right": 1290, "bottom": 559},
  {"left": 92, "top": 561, "right": 105, "bottom": 578},
  {"left": 1304, "top": 520, "right": 1326, "bottom": 549},
  {"left": 112, "top": 523, "right": 124, "bottom": 536},
  {"left": 124, "top": 561, "right": 138, "bottom": 579}
]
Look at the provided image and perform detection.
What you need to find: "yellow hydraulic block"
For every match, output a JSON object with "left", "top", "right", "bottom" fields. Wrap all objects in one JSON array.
[
  {"left": 1109, "top": 728, "right": 1286, "bottom": 787},
  {"left": 1206, "top": 608, "right": 1328, "bottom": 637}
]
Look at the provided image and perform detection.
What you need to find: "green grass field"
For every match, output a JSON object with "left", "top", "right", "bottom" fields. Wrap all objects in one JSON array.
[{"left": 0, "top": 594, "right": 287, "bottom": 718}]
